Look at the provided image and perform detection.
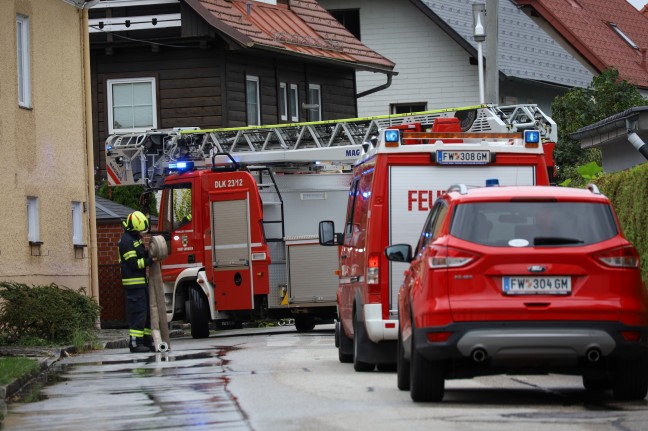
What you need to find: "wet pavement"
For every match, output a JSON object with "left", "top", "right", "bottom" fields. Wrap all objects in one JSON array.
[{"left": 0, "top": 336, "right": 251, "bottom": 430}]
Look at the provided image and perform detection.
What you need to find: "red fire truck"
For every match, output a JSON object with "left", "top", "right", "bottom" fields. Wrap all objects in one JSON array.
[
  {"left": 318, "top": 105, "right": 557, "bottom": 370},
  {"left": 105, "top": 104, "right": 556, "bottom": 338}
]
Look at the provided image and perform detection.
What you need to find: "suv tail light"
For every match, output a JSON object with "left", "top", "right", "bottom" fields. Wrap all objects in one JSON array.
[
  {"left": 427, "top": 246, "right": 478, "bottom": 269},
  {"left": 594, "top": 245, "right": 640, "bottom": 268}
]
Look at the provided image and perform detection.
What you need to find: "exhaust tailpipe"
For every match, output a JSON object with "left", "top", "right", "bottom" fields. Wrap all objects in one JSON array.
[
  {"left": 586, "top": 348, "right": 601, "bottom": 363},
  {"left": 472, "top": 348, "right": 487, "bottom": 363}
]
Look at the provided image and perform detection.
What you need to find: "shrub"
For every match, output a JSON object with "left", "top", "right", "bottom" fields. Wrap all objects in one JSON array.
[{"left": 0, "top": 282, "right": 101, "bottom": 346}]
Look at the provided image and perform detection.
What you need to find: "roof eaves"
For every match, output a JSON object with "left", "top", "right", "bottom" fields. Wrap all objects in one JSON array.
[
  {"left": 251, "top": 44, "right": 396, "bottom": 74},
  {"left": 183, "top": 0, "right": 254, "bottom": 48},
  {"left": 409, "top": 0, "right": 477, "bottom": 58}
]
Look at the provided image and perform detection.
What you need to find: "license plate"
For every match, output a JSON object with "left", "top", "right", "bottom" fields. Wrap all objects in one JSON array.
[
  {"left": 436, "top": 150, "right": 490, "bottom": 165},
  {"left": 502, "top": 276, "right": 571, "bottom": 295}
]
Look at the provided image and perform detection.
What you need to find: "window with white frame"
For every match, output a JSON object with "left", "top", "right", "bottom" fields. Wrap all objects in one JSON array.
[
  {"left": 289, "top": 84, "right": 299, "bottom": 122},
  {"left": 279, "top": 82, "right": 288, "bottom": 121},
  {"left": 246, "top": 75, "right": 261, "bottom": 126},
  {"left": 72, "top": 201, "right": 83, "bottom": 245},
  {"left": 107, "top": 77, "right": 157, "bottom": 133},
  {"left": 307, "top": 84, "right": 321, "bottom": 121},
  {"left": 27, "top": 196, "right": 39, "bottom": 243},
  {"left": 17, "top": 14, "right": 31, "bottom": 108}
]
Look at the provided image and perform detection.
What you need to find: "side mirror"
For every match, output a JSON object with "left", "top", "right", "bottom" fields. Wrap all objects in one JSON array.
[
  {"left": 385, "top": 244, "right": 412, "bottom": 263},
  {"left": 319, "top": 220, "right": 340, "bottom": 246}
]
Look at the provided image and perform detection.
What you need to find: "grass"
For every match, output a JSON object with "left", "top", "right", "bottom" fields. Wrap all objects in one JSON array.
[{"left": 0, "top": 357, "right": 40, "bottom": 385}]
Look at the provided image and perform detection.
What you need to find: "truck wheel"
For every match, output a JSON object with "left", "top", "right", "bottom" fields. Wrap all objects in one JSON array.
[
  {"left": 397, "top": 329, "right": 410, "bottom": 390},
  {"left": 353, "top": 310, "right": 375, "bottom": 372},
  {"left": 294, "top": 316, "right": 315, "bottom": 332},
  {"left": 612, "top": 355, "right": 648, "bottom": 400},
  {"left": 410, "top": 329, "right": 445, "bottom": 402},
  {"left": 189, "top": 287, "right": 210, "bottom": 339},
  {"left": 336, "top": 320, "right": 353, "bottom": 363}
]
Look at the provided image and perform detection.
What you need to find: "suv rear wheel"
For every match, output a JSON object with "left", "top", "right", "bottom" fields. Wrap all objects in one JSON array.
[
  {"left": 612, "top": 355, "right": 648, "bottom": 400},
  {"left": 410, "top": 328, "right": 445, "bottom": 402}
]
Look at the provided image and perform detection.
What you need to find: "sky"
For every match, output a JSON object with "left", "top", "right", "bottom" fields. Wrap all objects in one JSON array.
[{"left": 626, "top": 0, "right": 647, "bottom": 9}]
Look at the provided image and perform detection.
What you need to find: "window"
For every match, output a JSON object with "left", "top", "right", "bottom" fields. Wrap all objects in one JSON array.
[
  {"left": 451, "top": 202, "right": 617, "bottom": 247},
  {"left": 72, "top": 202, "right": 83, "bottom": 245},
  {"left": 329, "top": 9, "right": 360, "bottom": 40},
  {"left": 390, "top": 102, "right": 426, "bottom": 115},
  {"left": 246, "top": 75, "right": 261, "bottom": 126},
  {"left": 290, "top": 84, "right": 299, "bottom": 122},
  {"left": 161, "top": 183, "right": 192, "bottom": 233},
  {"left": 609, "top": 22, "right": 639, "bottom": 50},
  {"left": 17, "top": 14, "right": 31, "bottom": 108},
  {"left": 279, "top": 82, "right": 288, "bottom": 121},
  {"left": 27, "top": 196, "right": 39, "bottom": 243},
  {"left": 107, "top": 77, "right": 157, "bottom": 133},
  {"left": 307, "top": 84, "right": 321, "bottom": 121}
]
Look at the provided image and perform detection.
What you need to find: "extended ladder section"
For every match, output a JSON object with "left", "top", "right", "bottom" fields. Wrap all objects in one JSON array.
[{"left": 104, "top": 103, "right": 556, "bottom": 187}]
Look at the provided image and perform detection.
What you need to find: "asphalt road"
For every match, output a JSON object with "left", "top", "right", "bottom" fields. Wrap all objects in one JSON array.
[{"left": 3, "top": 325, "right": 648, "bottom": 431}]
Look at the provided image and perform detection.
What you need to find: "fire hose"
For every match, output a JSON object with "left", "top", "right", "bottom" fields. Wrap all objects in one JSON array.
[{"left": 149, "top": 236, "right": 170, "bottom": 352}]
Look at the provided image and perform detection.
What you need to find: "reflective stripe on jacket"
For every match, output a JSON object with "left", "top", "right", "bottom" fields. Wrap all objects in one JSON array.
[{"left": 118, "top": 230, "right": 153, "bottom": 288}]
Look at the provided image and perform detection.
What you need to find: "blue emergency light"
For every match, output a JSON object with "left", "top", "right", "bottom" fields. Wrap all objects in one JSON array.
[
  {"left": 485, "top": 178, "right": 500, "bottom": 187},
  {"left": 524, "top": 130, "right": 540, "bottom": 144},
  {"left": 169, "top": 161, "right": 194, "bottom": 172},
  {"left": 384, "top": 129, "right": 400, "bottom": 143}
]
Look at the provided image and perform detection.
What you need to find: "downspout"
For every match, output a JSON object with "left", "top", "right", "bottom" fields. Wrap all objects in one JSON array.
[
  {"left": 626, "top": 117, "right": 648, "bottom": 161},
  {"left": 356, "top": 72, "right": 394, "bottom": 98},
  {"left": 81, "top": 7, "right": 100, "bottom": 313}
]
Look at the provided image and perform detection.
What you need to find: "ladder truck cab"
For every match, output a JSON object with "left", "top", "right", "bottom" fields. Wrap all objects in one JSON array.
[{"left": 318, "top": 104, "right": 557, "bottom": 371}]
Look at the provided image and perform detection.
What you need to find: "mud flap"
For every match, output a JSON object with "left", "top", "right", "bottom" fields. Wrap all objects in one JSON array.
[{"left": 355, "top": 315, "right": 397, "bottom": 365}]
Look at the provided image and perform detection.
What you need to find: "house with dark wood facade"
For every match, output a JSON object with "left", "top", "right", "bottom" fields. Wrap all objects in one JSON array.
[{"left": 88, "top": 0, "right": 395, "bottom": 179}]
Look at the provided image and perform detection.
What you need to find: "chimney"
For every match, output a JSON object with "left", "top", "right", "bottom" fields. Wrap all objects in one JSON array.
[{"left": 247, "top": 1, "right": 252, "bottom": 14}]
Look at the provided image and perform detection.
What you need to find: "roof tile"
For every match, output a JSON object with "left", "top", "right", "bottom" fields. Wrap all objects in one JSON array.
[
  {"left": 514, "top": 0, "right": 648, "bottom": 88},
  {"left": 190, "top": 0, "right": 394, "bottom": 72}
]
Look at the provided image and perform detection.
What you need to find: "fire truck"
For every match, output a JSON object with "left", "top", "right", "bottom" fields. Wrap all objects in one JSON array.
[
  {"left": 104, "top": 103, "right": 556, "bottom": 338},
  {"left": 318, "top": 105, "right": 557, "bottom": 370}
]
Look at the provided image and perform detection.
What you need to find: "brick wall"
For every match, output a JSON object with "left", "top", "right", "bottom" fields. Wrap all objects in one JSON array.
[{"left": 98, "top": 222, "right": 126, "bottom": 328}]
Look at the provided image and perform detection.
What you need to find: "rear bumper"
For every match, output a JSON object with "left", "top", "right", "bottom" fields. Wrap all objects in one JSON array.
[
  {"left": 364, "top": 304, "right": 398, "bottom": 343},
  {"left": 415, "top": 321, "right": 648, "bottom": 362}
]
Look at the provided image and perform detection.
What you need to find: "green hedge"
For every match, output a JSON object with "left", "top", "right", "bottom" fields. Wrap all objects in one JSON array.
[
  {"left": 593, "top": 163, "right": 648, "bottom": 284},
  {"left": 0, "top": 282, "right": 100, "bottom": 346}
]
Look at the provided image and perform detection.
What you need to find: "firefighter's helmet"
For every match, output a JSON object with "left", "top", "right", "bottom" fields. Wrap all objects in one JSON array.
[{"left": 123, "top": 211, "right": 150, "bottom": 232}]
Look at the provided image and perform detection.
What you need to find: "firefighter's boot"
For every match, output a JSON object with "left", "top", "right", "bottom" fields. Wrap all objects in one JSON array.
[
  {"left": 129, "top": 336, "right": 150, "bottom": 353},
  {"left": 143, "top": 334, "right": 156, "bottom": 352}
]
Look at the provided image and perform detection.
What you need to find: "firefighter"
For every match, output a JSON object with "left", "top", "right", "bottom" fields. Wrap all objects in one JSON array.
[{"left": 118, "top": 211, "right": 155, "bottom": 353}]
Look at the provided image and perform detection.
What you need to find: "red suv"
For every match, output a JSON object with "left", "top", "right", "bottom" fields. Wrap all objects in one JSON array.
[{"left": 386, "top": 182, "right": 648, "bottom": 402}]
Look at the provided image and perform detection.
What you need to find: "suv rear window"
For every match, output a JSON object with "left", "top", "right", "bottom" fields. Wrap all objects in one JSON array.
[{"left": 451, "top": 201, "right": 618, "bottom": 246}]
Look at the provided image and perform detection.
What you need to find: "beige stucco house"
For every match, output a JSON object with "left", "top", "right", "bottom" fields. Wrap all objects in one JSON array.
[{"left": 0, "top": 0, "right": 98, "bottom": 298}]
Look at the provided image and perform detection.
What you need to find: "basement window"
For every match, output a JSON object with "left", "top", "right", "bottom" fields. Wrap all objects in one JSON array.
[{"left": 609, "top": 22, "right": 639, "bottom": 50}]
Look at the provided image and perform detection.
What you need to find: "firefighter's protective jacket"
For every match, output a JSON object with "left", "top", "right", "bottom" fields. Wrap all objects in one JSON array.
[{"left": 118, "top": 230, "right": 153, "bottom": 288}]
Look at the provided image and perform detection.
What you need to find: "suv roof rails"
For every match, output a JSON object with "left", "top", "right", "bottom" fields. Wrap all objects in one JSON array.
[
  {"left": 447, "top": 184, "right": 468, "bottom": 195},
  {"left": 586, "top": 183, "right": 601, "bottom": 195}
]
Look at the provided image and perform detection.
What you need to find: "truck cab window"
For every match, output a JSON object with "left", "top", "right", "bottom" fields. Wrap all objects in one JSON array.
[{"left": 161, "top": 183, "right": 192, "bottom": 232}]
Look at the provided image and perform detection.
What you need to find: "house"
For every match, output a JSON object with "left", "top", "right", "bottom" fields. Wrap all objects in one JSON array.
[
  {"left": 571, "top": 106, "right": 648, "bottom": 172},
  {"left": 318, "top": 0, "right": 593, "bottom": 116},
  {"left": 1, "top": 0, "right": 98, "bottom": 297},
  {"left": 515, "top": 0, "right": 648, "bottom": 97},
  {"left": 88, "top": 0, "right": 395, "bottom": 181}
]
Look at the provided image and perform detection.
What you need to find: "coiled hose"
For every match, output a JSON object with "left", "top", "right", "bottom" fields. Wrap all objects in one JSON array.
[{"left": 149, "top": 236, "right": 170, "bottom": 352}]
